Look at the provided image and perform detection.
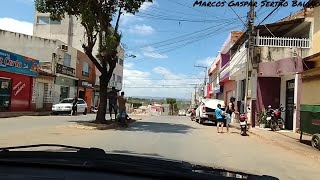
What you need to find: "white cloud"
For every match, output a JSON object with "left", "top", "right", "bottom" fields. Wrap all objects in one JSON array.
[
  {"left": 196, "top": 56, "right": 215, "bottom": 67},
  {"left": 128, "top": 24, "right": 155, "bottom": 35},
  {"left": 0, "top": 18, "right": 33, "bottom": 35},
  {"left": 120, "top": 0, "right": 158, "bottom": 25},
  {"left": 143, "top": 52, "right": 168, "bottom": 59},
  {"left": 123, "top": 65, "right": 200, "bottom": 99},
  {"left": 124, "top": 62, "right": 135, "bottom": 69},
  {"left": 141, "top": 46, "right": 155, "bottom": 52}
]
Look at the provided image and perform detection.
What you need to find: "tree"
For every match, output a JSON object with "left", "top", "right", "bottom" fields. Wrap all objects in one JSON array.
[
  {"left": 35, "top": 0, "right": 152, "bottom": 123},
  {"left": 166, "top": 98, "right": 176, "bottom": 115}
]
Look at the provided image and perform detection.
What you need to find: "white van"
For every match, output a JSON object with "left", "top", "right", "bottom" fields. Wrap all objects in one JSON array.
[{"left": 195, "top": 98, "right": 226, "bottom": 124}]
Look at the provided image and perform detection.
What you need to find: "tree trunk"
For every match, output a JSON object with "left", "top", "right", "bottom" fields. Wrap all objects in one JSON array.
[{"left": 95, "top": 72, "right": 108, "bottom": 123}]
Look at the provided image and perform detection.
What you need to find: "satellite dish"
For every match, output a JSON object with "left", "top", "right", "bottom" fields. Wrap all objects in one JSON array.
[{"left": 121, "top": 43, "right": 128, "bottom": 49}]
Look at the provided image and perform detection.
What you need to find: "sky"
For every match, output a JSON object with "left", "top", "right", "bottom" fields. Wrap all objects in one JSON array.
[{"left": 0, "top": 0, "right": 303, "bottom": 99}]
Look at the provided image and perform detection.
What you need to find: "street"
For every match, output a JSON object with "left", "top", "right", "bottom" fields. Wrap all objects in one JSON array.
[{"left": 0, "top": 115, "right": 319, "bottom": 180}]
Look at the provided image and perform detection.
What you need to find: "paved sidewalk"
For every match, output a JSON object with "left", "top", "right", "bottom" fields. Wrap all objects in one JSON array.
[
  {"left": 230, "top": 123, "right": 319, "bottom": 160},
  {"left": 0, "top": 111, "right": 51, "bottom": 118}
]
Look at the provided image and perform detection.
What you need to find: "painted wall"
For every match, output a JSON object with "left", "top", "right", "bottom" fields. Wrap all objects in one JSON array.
[
  {"left": 230, "top": 43, "right": 247, "bottom": 78},
  {"left": 312, "top": 6, "right": 320, "bottom": 54},
  {"left": 301, "top": 78, "right": 320, "bottom": 105},
  {"left": 223, "top": 80, "right": 236, "bottom": 103},
  {"left": 256, "top": 77, "right": 281, "bottom": 113},
  {"left": 0, "top": 71, "right": 33, "bottom": 111},
  {"left": 258, "top": 57, "right": 303, "bottom": 77},
  {"left": 31, "top": 75, "right": 55, "bottom": 110},
  {"left": 76, "top": 51, "right": 96, "bottom": 84}
]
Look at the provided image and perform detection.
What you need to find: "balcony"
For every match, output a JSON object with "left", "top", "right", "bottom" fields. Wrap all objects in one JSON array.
[
  {"left": 219, "top": 62, "right": 230, "bottom": 82},
  {"left": 254, "top": 36, "right": 311, "bottom": 49}
]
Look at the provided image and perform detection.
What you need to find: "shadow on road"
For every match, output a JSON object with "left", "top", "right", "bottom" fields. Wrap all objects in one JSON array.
[
  {"left": 123, "top": 121, "right": 196, "bottom": 134},
  {"left": 299, "top": 139, "right": 312, "bottom": 146},
  {"left": 111, "top": 150, "right": 163, "bottom": 157}
]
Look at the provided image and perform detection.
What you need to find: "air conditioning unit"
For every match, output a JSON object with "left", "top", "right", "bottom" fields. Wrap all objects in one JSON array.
[{"left": 60, "top": 44, "right": 68, "bottom": 52}]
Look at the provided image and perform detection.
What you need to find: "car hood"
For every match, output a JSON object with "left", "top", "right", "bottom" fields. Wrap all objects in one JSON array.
[{"left": 54, "top": 103, "right": 73, "bottom": 106}]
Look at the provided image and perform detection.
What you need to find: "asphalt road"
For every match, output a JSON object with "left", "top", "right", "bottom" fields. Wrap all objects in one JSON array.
[{"left": 0, "top": 114, "right": 319, "bottom": 180}]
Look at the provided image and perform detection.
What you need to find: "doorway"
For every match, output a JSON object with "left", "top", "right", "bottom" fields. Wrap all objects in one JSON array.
[
  {"left": 60, "top": 86, "right": 70, "bottom": 101},
  {"left": 78, "top": 90, "right": 85, "bottom": 99},
  {"left": 0, "top": 78, "right": 11, "bottom": 112},
  {"left": 285, "top": 79, "right": 295, "bottom": 130},
  {"left": 36, "top": 82, "right": 45, "bottom": 109}
]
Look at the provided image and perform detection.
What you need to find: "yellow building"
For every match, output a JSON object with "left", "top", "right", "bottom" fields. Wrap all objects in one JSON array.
[{"left": 302, "top": 5, "right": 320, "bottom": 105}]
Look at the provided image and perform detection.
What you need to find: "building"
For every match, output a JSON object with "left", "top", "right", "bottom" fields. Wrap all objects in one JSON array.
[
  {"left": 300, "top": 5, "right": 320, "bottom": 121},
  {"left": 207, "top": 54, "right": 223, "bottom": 99},
  {"left": 31, "top": 70, "right": 55, "bottom": 111},
  {"left": 33, "top": 12, "right": 125, "bottom": 96},
  {"left": 0, "top": 49, "right": 39, "bottom": 112},
  {"left": 0, "top": 30, "right": 79, "bottom": 105},
  {"left": 229, "top": 10, "right": 313, "bottom": 130},
  {"left": 76, "top": 50, "right": 96, "bottom": 109}
]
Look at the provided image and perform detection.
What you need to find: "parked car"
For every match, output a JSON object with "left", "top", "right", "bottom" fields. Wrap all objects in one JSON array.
[
  {"left": 178, "top": 109, "right": 186, "bottom": 116},
  {"left": 52, "top": 98, "right": 88, "bottom": 115},
  {"left": 195, "top": 98, "right": 225, "bottom": 124}
]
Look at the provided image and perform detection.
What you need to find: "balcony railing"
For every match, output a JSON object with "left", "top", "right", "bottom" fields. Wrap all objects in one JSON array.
[{"left": 254, "top": 36, "right": 311, "bottom": 49}]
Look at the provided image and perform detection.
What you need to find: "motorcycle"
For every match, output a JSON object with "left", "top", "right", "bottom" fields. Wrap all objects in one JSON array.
[
  {"left": 239, "top": 113, "right": 248, "bottom": 136},
  {"left": 266, "top": 105, "right": 285, "bottom": 131},
  {"left": 116, "top": 111, "right": 128, "bottom": 128}
]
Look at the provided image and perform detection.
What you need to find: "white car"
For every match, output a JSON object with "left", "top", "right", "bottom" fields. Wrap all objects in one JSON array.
[
  {"left": 52, "top": 98, "right": 88, "bottom": 115},
  {"left": 195, "top": 98, "right": 225, "bottom": 124},
  {"left": 178, "top": 109, "right": 186, "bottom": 116}
]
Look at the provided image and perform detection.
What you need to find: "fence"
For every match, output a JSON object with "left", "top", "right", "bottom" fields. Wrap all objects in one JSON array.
[{"left": 254, "top": 36, "right": 311, "bottom": 49}]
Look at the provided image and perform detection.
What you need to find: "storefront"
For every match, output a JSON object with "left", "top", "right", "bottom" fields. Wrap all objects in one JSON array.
[
  {"left": 0, "top": 49, "right": 39, "bottom": 112},
  {"left": 53, "top": 64, "right": 77, "bottom": 104},
  {"left": 77, "top": 79, "right": 93, "bottom": 109}
]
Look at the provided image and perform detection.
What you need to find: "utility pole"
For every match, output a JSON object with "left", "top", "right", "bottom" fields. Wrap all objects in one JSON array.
[
  {"left": 244, "top": 0, "right": 255, "bottom": 114},
  {"left": 189, "top": 83, "right": 198, "bottom": 107},
  {"left": 194, "top": 65, "right": 208, "bottom": 97}
]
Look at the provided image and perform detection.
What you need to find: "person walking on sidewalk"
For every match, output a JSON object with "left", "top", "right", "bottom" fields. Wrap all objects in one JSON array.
[
  {"left": 215, "top": 104, "right": 225, "bottom": 133},
  {"left": 226, "top": 97, "right": 236, "bottom": 133},
  {"left": 108, "top": 87, "right": 118, "bottom": 120}
]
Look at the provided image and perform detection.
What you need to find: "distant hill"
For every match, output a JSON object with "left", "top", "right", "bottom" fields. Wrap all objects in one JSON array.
[{"left": 129, "top": 96, "right": 190, "bottom": 101}]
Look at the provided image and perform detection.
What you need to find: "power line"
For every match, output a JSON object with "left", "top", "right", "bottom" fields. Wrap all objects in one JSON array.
[{"left": 256, "top": 5, "right": 281, "bottom": 27}]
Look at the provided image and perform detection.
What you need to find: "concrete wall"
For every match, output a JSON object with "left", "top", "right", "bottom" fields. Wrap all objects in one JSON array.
[
  {"left": 301, "top": 78, "right": 320, "bottom": 105},
  {"left": 312, "top": 6, "right": 320, "bottom": 54},
  {"left": 31, "top": 75, "right": 55, "bottom": 111}
]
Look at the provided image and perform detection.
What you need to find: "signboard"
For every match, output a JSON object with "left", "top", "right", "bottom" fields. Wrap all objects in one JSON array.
[
  {"left": 56, "top": 63, "right": 75, "bottom": 77},
  {"left": 78, "top": 80, "right": 93, "bottom": 88},
  {"left": 0, "top": 49, "right": 39, "bottom": 77}
]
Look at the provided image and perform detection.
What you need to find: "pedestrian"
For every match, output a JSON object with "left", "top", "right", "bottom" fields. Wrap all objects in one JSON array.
[
  {"left": 108, "top": 87, "right": 118, "bottom": 120},
  {"left": 215, "top": 104, "right": 225, "bottom": 133},
  {"left": 71, "top": 95, "right": 78, "bottom": 116},
  {"left": 226, "top": 97, "right": 237, "bottom": 133},
  {"left": 117, "top": 91, "right": 127, "bottom": 119}
]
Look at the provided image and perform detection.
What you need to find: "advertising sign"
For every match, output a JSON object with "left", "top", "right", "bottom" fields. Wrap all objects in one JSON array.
[
  {"left": 78, "top": 80, "right": 93, "bottom": 88},
  {"left": 56, "top": 63, "right": 75, "bottom": 77},
  {"left": 0, "top": 49, "right": 39, "bottom": 77}
]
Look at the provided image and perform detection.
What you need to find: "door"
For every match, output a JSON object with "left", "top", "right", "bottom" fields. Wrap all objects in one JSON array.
[
  {"left": 0, "top": 78, "right": 11, "bottom": 112},
  {"left": 36, "top": 82, "right": 45, "bottom": 109},
  {"left": 60, "top": 86, "right": 69, "bottom": 101},
  {"left": 78, "top": 90, "right": 85, "bottom": 99},
  {"left": 285, "top": 79, "right": 295, "bottom": 130}
]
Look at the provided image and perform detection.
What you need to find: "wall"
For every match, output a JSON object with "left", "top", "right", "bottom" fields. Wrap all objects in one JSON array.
[
  {"left": 230, "top": 43, "right": 247, "bottom": 79},
  {"left": 223, "top": 80, "right": 236, "bottom": 103},
  {"left": 0, "top": 30, "right": 77, "bottom": 70},
  {"left": 0, "top": 71, "right": 33, "bottom": 111},
  {"left": 312, "top": 6, "right": 320, "bottom": 54},
  {"left": 256, "top": 77, "right": 281, "bottom": 113},
  {"left": 76, "top": 51, "right": 96, "bottom": 84},
  {"left": 301, "top": 78, "right": 320, "bottom": 105},
  {"left": 31, "top": 75, "right": 54, "bottom": 111}
]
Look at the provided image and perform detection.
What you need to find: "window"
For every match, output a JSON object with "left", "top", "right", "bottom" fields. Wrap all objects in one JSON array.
[
  {"left": 36, "top": 16, "right": 61, "bottom": 25},
  {"left": 37, "top": 16, "right": 50, "bottom": 25},
  {"left": 119, "top": 59, "right": 124, "bottom": 66},
  {"left": 117, "top": 75, "right": 122, "bottom": 83},
  {"left": 82, "top": 62, "right": 89, "bottom": 77},
  {"left": 63, "top": 53, "right": 71, "bottom": 67},
  {"left": 77, "top": 100, "right": 86, "bottom": 104}
]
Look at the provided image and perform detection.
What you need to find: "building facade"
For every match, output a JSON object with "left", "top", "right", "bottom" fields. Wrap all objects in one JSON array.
[
  {"left": 0, "top": 30, "right": 79, "bottom": 105},
  {"left": 33, "top": 12, "right": 125, "bottom": 95},
  {"left": 0, "top": 49, "right": 39, "bottom": 112}
]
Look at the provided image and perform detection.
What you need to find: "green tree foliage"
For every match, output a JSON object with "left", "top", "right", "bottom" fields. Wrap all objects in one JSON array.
[
  {"left": 35, "top": 0, "right": 152, "bottom": 123},
  {"left": 166, "top": 98, "right": 177, "bottom": 115}
]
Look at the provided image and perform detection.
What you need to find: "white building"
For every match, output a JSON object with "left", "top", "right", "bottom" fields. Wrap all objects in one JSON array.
[{"left": 33, "top": 12, "right": 124, "bottom": 92}]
